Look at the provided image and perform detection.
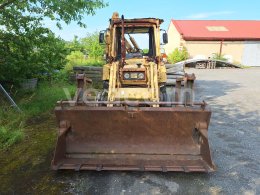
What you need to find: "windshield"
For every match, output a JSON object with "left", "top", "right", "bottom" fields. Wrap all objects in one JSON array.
[{"left": 116, "top": 27, "right": 155, "bottom": 59}]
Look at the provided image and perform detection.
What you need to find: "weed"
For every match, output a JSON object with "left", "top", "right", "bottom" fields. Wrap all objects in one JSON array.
[
  {"left": 0, "top": 126, "right": 23, "bottom": 149},
  {"left": 0, "top": 80, "right": 76, "bottom": 149}
]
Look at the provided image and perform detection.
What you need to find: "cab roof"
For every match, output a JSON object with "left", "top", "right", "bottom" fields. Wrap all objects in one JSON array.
[{"left": 111, "top": 18, "right": 164, "bottom": 27}]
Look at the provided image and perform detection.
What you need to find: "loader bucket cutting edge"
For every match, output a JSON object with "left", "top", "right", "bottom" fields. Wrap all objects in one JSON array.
[{"left": 51, "top": 104, "right": 216, "bottom": 172}]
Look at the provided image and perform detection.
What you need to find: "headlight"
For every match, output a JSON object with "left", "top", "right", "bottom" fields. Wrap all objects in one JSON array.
[
  {"left": 123, "top": 71, "right": 145, "bottom": 80},
  {"left": 138, "top": 72, "right": 145, "bottom": 79},
  {"left": 124, "top": 73, "right": 130, "bottom": 79}
]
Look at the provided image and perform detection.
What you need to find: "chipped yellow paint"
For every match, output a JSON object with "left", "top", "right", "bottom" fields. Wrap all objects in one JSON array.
[{"left": 104, "top": 13, "right": 167, "bottom": 104}]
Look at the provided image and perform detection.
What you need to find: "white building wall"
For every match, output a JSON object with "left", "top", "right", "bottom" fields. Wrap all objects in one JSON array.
[
  {"left": 164, "top": 22, "right": 181, "bottom": 55},
  {"left": 185, "top": 41, "right": 244, "bottom": 64},
  {"left": 242, "top": 41, "right": 260, "bottom": 66}
]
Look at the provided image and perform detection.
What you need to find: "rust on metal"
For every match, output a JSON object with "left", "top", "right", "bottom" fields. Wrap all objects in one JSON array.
[
  {"left": 52, "top": 104, "right": 215, "bottom": 172},
  {"left": 184, "top": 73, "right": 196, "bottom": 81},
  {"left": 56, "top": 100, "right": 207, "bottom": 107},
  {"left": 175, "top": 78, "right": 182, "bottom": 102}
]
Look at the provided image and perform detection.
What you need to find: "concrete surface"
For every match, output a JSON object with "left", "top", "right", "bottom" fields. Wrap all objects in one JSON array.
[{"left": 61, "top": 68, "right": 260, "bottom": 195}]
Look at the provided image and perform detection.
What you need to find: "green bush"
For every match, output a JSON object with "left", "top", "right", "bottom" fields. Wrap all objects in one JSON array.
[
  {"left": 168, "top": 47, "right": 189, "bottom": 64},
  {"left": 212, "top": 53, "right": 228, "bottom": 61},
  {"left": 64, "top": 32, "right": 106, "bottom": 72},
  {"left": 64, "top": 51, "right": 105, "bottom": 72}
]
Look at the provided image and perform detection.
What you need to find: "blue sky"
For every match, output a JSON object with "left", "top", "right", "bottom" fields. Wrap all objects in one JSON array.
[{"left": 43, "top": 0, "right": 260, "bottom": 41}]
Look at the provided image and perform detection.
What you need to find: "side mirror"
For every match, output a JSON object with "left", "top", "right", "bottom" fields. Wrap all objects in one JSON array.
[
  {"left": 99, "top": 32, "right": 105, "bottom": 44},
  {"left": 163, "top": 32, "right": 168, "bottom": 44}
]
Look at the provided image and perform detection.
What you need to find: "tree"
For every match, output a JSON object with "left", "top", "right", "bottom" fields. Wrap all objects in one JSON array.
[
  {"left": 0, "top": 0, "right": 107, "bottom": 28},
  {"left": 0, "top": 0, "right": 107, "bottom": 83},
  {"left": 63, "top": 32, "right": 106, "bottom": 71},
  {"left": 0, "top": 29, "right": 67, "bottom": 82},
  {"left": 81, "top": 32, "right": 105, "bottom": 59}
]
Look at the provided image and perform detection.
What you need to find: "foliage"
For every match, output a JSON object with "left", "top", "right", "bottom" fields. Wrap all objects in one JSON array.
[
  {"left": 66, "top": 51, "right": 87, "bottom": 65},
  {"left": 64, "top": 33, "right": 105, "bottom": 72},
  {"left": 0, "top": 0, "right": 107, "bottom": 28},
  {"left": 64, "top": 51, "right": 104, "bottom": 72},
  {"left": 66, "top": 33, "right": 105, "bottom": 58},
  {"left": 0, "top": 105, "right": 25, "bottom": 150},
  {"left": 65, "top": 36, "right": 86, "bottom": 53},
  {"left": 0, "top": 30, "right": 67, "bottom": 83},
  {"left": 0, "top": 0, "right": 107, "bottom": 83},
  {"left": 142, "top": 49, "right": 149, "bottom": 54},
  {"left": 0, "top": 126, "right": 23, "bottom": 149},
  {"left": 231, "top": 61, "right": 250, "bottom": 68},
  {"left": 212, "top": 53, "right": 228, "bottom": 61},
  {"left": 0, "top": 0, "right": 107, "bottom": 149},
  {"left": 168, "top": 47, "right": 189, "bottom": 64},
  {"left": 81, "top": 32, "right": 105, "bottom": 59},
  {"left": 18, "top": 80, "right": 75, "bottom": 116},
  {"left": 0, "top": 79, "right": 76, "bottom": 150}
]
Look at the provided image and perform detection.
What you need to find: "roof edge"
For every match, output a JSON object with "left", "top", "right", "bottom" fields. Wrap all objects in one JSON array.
[
  {"left": 171, "top": 20, "right": 183, "bottom": 35},
  {"left": 183, "top": 36, "right": 260, "bottom": 41},
  {"left": 171, "top": 19, "right": 260, "bottom": 22}
]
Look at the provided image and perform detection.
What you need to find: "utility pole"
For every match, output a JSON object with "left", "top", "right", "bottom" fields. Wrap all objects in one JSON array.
[{"left": 219, "top": 39, "right": 224, "bottom": 57}]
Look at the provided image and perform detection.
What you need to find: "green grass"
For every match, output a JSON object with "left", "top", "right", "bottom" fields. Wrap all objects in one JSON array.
[
  {"left": 237, "top": 64, "right": 251, "bottom": 69},
  {"left": 0, "top": 80, "right": 76, "bottom": 150},
  {"left": 0, "top": 126, "right": 23, "bottom": 149},
  {"left": 19, "top": 81, "right": 75, "bottom": 116}
]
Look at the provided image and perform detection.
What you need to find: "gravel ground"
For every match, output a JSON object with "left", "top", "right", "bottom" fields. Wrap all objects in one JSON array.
[
  {"left": 1, "top": 68, "right": 260, "bottom": 194},
  {"left": 58, "top": 68, "right": 259, "bottom": 195}
]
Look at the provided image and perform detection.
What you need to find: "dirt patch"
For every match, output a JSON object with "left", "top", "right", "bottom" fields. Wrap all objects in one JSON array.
[{"left": 25, "top": 113, "right": 51, "bottom": 126}]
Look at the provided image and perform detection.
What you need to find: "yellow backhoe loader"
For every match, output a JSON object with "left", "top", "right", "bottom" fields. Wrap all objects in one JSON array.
[{"left": 51, "top": 13, "right": 215, "bottom": 172}]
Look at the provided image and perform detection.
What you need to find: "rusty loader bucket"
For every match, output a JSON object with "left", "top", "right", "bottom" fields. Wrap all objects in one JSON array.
[{"left": 51, "top": 101, "right": 215, "bottom": 172}]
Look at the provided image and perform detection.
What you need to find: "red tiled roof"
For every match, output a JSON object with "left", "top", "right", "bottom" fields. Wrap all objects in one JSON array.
[{"left": 171, "top": 20, "right": 260, "bottom": 41}]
